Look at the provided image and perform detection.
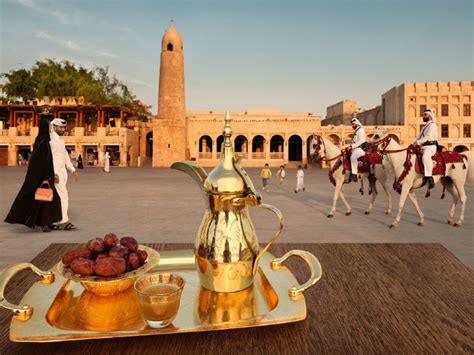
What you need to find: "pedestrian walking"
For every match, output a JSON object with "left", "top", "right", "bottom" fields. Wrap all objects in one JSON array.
[
  {"left": 294, "top": 165, "right": 305, "bottom": 193},
  {"left": 277, "top": 165, "right": 286, "bottom": 185},
  {"left": 260, "top": 163, "right": 272, "bottom": 192},
  {"left": 5, "top": 119, "right": 62, "bottom": 232},
  {"left": 49, "top": 118, "right": 78, "bottom": 231},
  {"left": 77, "top": 154, "right": 84, "bottom": 169},
  {"left": 104, "top": 151, "right": 111, "bottom": 173}
]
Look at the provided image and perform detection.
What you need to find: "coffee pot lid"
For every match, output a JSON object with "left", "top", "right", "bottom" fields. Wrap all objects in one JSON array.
[{"left": 204, "top": 112, "right": 261, "bottom": 199}]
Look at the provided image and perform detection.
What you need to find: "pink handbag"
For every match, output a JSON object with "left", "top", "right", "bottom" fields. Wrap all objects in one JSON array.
[{"left": 35, "top": 180, "right": 53, "bottom": 202}]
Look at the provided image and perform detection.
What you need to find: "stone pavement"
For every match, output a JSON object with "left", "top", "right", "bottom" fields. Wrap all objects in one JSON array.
[{"left": 0, "top": 166, "right": 473, "bottom": 269}]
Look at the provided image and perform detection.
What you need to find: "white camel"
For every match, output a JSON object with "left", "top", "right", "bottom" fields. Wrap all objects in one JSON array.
[
  {"left": 377, "top": 135, "right": 473, "bottom": 228},
  {"left": 309, "top": 135, "right": 393, "bottom": 218}
]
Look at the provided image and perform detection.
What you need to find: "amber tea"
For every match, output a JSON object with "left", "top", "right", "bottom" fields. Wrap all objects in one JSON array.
[{"left": 134, "top": 273, "right": 185, "bottom": 328}]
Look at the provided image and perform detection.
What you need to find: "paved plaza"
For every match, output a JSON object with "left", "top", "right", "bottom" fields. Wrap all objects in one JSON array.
[{"left": 0, "top": 166, "right": 473, "bottom": 269}]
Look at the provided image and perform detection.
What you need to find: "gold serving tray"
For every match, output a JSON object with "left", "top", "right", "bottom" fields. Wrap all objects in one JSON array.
[{"left": 3, "top": 249, "right": 322, "bottom": 342}]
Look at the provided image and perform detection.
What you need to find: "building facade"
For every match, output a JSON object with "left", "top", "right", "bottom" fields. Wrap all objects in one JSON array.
[
  {"left": 185, "top": 109, "right": 403, "bottom": 167},
  {"left": 324, "top": 100, "right": 357, "bottom": 126},
  {"left": 322, "top": 82, "right": 473, "bottom": 152},
  {"left": 0, "top": 98, "right": 152, "bottom": 166},
  {"left": 381, "top": 82, "right": 473, "bottom": 152},
  {"left": 3, "top": 23, "right": 471, "bottom": 168}
]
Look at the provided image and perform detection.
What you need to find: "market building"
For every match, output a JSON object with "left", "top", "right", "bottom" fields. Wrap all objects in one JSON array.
[{"left": 0, "top": 97, "right": 151, "bottom": 166}]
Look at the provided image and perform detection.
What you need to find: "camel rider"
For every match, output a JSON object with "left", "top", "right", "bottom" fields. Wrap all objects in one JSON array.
[
  {"left": 414, "top": 108, "right": 438, "bottom": 189},
  {"left": 346, "top": 117, "right": 367, "bottom": 183}
]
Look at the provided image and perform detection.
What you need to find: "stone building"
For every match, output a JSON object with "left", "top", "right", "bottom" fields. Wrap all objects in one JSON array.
[
  {"left": 324, "top": 100, "right": 358, "bottom": 126},
  {"left": 3, "top": 22, "right": 471, "bottom": 167},
  {"left": 0, "top": 98, "right": 152, "bottom": 166},
  {"left": 153, "top": 19, "right": 188, "bottom": 167},
  {"left": 186, "top": 109, "right": 321, "bottom": 167},
  {"left": 152, "top": 22, "right": 370, "bottom": 168},
  {"left": 323, "top": 81, "right": 474, "bottom": 152},
  {"left": 381, "top": 82, "right": 473, "bottom": 152}
]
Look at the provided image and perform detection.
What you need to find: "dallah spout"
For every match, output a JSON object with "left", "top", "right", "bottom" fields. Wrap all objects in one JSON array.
[{"left": 171, "top": 161, "right": 208, "bottom": 189}]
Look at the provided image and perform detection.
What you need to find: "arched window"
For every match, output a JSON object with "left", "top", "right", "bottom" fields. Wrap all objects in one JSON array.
[
  {"left": 167, "top": 43, "right": 173, "bottom": 51},
  {"left": 288, "top": 135, "right": 302, "bottom": 161},
  {"left": 270, "top": 135, "right": 284, "bottom": 159},
  {"left": 216, "top": 135, "right": 224, "bottom": 153},
  {"left": 252, "top": 135, "right": 265, "bottom": 159},
  {"left": 454, "top": 145, "right": 469, "bottom": 153},
  {"left": 252, "top": 135, "right": 265, "bottom": 152},
  {"left": 306, "top": 136, "right": 314, "bottom": 162},
  {"left": 270, "top": 135, "right": 284, "bottom": 152},
  {"left": 235, "top": 135, "right": 248, "bottom": 159},
  {"left": 234, "top": 135, "right": 248, "bottom": 152},
  {"left": 199, "top": 135, "right": 212, "bottom": 159},
  {"left": 146, "top": 132, "right": 153, "bottom": 157}
]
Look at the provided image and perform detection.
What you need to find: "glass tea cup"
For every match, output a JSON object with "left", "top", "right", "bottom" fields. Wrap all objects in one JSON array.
[{"left": 134, "top": 272, "right": 185, "bottom": 328}]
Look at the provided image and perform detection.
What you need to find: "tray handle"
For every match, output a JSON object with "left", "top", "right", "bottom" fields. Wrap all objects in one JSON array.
[
  {"left": 270, "top": 250, "right": 322, "bottom": 299},
  {"left": 0, "top": 263, "right": 55, "bottom": 320}
]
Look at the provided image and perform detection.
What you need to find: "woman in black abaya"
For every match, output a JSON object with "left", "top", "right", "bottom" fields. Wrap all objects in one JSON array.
[{"left": 5, "top": 118, "right": 62, "bottom": 232}]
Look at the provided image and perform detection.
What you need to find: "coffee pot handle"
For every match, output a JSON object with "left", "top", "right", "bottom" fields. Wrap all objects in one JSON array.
[{"left": 252, "top": 203, "right": 284, "bottom": 275}]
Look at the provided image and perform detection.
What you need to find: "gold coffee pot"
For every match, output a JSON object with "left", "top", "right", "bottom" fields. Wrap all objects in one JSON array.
[{"left": 171, "top": 112, "right": 284, "bottom": 293}]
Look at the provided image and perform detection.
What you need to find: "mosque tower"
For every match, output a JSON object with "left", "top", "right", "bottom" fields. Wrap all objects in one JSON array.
[{"left": 153, "top": 19, "right": 188, "bottom": 167}]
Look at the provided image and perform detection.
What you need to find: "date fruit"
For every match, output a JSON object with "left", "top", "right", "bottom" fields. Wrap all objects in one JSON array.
[
  {"left": 109, "top": 245, "right": 129, "bottom": 258},
  {"left": 71, "top": 258, "right": 96, "bottom": 276},
  {"left": 95, "top": 257, "right": 127, "bottom": 277},
  {"left": 103, "top": 233, "right": 119, "bottom": 249},
  {"left": 95, "top": 252, "right": 109, "bottom": 261},
  {"left": 135, "top": 250, "right": 148, "bottom": 265},
  {"left": 120, "top": 236, "right": 138, "bottom": 252},
  {"left": 62, "top": 248, "right": 92, "bottom": 266},
  {"left": 127, "top": 253, "right": 140, "bottom": 270},
  {"left": 87, "top": 238, "right": 105, "bottom": 253}
]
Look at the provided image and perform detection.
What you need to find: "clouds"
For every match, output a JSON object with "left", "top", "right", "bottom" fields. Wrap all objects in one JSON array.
[
  {"left": 127, "top": 79, "right": 155, "bottom": 89},
  {"left": 98, "top": 52, "right": 118, "bottom": 59},
  {"left": 34, "top": 31, "right": 119, "bottom": 60},
  {"left": 35, "top": 31, "right": 79, "bottom": 50},
  {"left": 15, "top": 0, "right": 73, "bottom": 25}
]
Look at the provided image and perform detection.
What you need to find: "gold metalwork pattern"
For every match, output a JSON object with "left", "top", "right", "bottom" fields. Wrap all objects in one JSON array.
[
  {"left": 271, "top": 250, "right": 323, "bottom": 299},
  {"left": 0, "top": 263, "right": 54, "bottom": 320},
  {"left": 56, "top": 245, "right": 160, "bottom": 295},
  {"left": 172, "top": 112, "right": 284, "bottom": 292},
  {"left": 8, "top": 248, "right": 322, "bottom": 342}
]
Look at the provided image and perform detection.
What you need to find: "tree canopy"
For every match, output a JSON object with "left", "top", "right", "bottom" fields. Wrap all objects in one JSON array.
[{"left": 1, "top": 59, "right": 151, "bottom": 116}]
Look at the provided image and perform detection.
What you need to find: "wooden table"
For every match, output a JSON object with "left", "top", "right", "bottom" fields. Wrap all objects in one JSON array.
[{"left": 1, "top": 243, "right": 473, "bottom": 354}]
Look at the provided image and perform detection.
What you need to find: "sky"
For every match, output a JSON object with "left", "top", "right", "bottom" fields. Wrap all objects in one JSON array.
[{"left": 0, "top": 0, "right": 472, "bottom": 117}]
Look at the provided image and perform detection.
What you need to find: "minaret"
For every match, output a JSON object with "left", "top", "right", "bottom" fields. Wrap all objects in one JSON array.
[{"left": 153, "top": 19, "right": 188, "bottom": 167}]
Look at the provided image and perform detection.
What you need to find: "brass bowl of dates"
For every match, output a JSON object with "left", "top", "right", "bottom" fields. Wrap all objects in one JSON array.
[{"left": 57, "top": 234, "right": 160, "bottom": 296}]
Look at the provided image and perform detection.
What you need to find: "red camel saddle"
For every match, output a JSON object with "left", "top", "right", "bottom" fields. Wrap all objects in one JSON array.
[
  {"left": 342, "top": 150, "right": 383, "bottom": 174},
  {"left": 414, "top": 149, "right": 465, "bottom": 176}
]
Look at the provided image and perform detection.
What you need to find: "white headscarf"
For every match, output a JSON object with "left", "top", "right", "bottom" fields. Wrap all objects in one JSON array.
[
  {"left": 423, "top": 109, "right": 436, "bottom": 123},
  {"left": 351, "top": 117, "right": 362, "bottom": 127},
  {"left": 51, "top": 118, "right": 67, "bottom": 126}
]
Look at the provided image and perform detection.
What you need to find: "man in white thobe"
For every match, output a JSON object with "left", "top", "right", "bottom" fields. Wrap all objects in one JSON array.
[
  {"left": 347, "top": 117, "right": 367, "bottom": 183},
  {"left": 414, "top": 109, "right": 438, "bottom": 189},
  {"left": 104, "top": 151, "right": 111, "bottom": 173},
  {"left": 50, "top": 118, "right": 78, "bottom": 230},
  {"left": 294, "top": 165, "right": 305, "bottom": 193}
]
